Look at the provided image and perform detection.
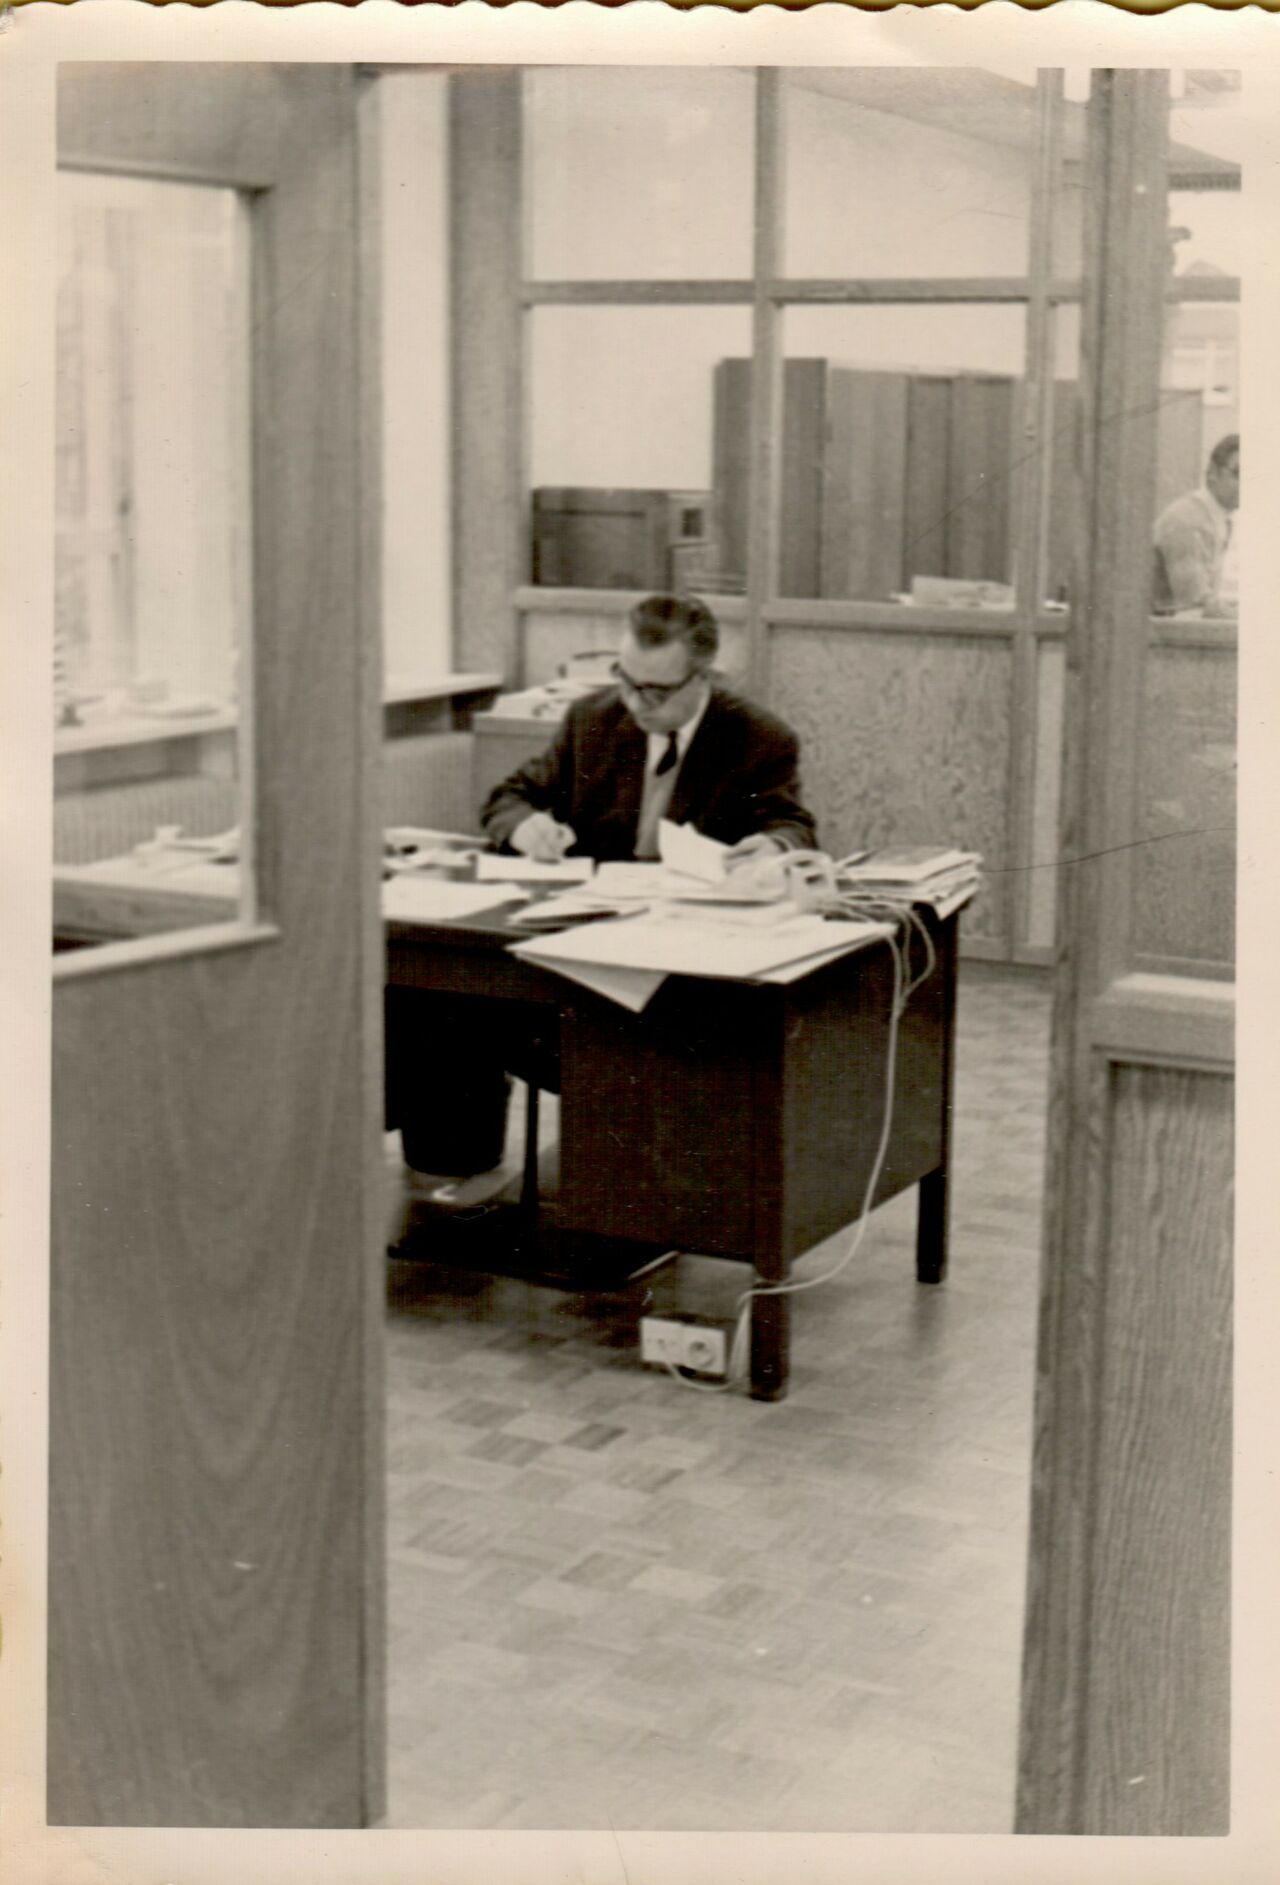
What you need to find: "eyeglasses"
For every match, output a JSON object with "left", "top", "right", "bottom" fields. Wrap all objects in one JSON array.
[{"left": 610, "top": 660, "right": 700, "bottom": 708}]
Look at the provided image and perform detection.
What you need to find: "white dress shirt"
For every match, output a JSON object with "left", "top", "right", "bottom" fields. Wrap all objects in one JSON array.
[{"left": 634, "top": 684, "right": 711, "bottom": 859}]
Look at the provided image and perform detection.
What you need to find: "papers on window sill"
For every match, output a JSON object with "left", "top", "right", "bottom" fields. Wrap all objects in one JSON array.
[
  {"left": 382, "top": 877, "right": 529, "bottom": 924},
  {"left": 511, "top": 911, "right": 892, "bottom": 1009}
]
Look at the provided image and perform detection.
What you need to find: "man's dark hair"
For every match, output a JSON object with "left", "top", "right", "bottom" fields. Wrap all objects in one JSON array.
[
  {"left": 629, "top": 594, "right": 719, "bottom": 667},
  {"left": 1208, "top": 433, "right": 1239, "bottom": 475}
]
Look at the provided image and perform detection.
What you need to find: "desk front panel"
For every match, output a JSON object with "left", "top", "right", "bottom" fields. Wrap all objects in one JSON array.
[
  {"left": 558, "top": 974, "right": 768, "bottom": 1260},
  {"left": 557, "top": 933, "right": 950, "bottom": 1266},
  {"left": 386, "top": 927, "right": 563, "bottom": 1007},
  {"left": 386, "top": 913, "right": 952, "bottom": 1269}
]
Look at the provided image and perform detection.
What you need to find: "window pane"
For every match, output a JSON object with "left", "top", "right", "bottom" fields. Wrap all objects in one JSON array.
[
  {"left": 1044, "top": 295, "right": 1240, "bottom": 620},
  {"left": 527, "top": 304, "right": 752, "bottom": 593},
  {"left": 782, "top": 68, "right": 1034, "bottom": 279},
  {"left": 1151, "top": 75, "right": 1241, "bottom": 627},
  {"left": 1049, "top": 72, "right": 1090, "bottom": 279},
  {"left": 1151, "top": 303, "right": 1239, "bottom": 621},
  {"left": 54, "top": 173, "right": 251, "bottom": 950},
  {"left": 524, "top": 68, "right": 754, "bottom": 281},
  {"left": 1132, "top": 71, "right": 1239, "bottom": 977},
  {"left": 1134, "top": 641, "right": 1235, "bottom": 977},
  {"left": 767, "top": 305, "right": 1026, "bottom": 603}
]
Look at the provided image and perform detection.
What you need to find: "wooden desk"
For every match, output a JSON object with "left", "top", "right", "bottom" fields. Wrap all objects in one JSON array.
[
  {"left": 53, "top": 854, "right": 958, "bottom": 1401},
  {"left": 387, "top": 901, "right": 958, "bottom": 1402}
]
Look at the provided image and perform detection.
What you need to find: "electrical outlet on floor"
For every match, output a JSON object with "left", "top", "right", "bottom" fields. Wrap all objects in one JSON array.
[{"left": 640, "top": 1315, "right": 728, "bottom": 1380}]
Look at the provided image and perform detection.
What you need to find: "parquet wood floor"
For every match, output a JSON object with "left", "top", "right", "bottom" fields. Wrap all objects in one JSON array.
[{"left": 382, "top": 963, "right": 1051, "bottom": 1831}]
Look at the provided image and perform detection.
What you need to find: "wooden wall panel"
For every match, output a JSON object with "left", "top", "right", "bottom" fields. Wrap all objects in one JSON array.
[
  {"left": 50, "top": 948, "right": 372, "bottom": 1826},
  {"left": 59, "top": 64, "right": 314, "bottom": 187},
  {"left": 946, "top": 374, "right": 1015, "bottom": 584},
  {"left": 49, "top": 66, "right": 385, "bottom": 1828},
  {"left": 1081, "top": 1062, "right": 1233, "bottom": 1831},
  {"left": 902, "top": 375, "right": 952, "bottom": 585},
  {"left": 770, "top": 626, "right": 1013, "bottom": 946},
  {"left": 1135, "top": 642, "right": 1236, "bottom": 972},
  {"left": 820, "top": 370, "right": 909, "bottom": 602},
  {"left": 451, "top": 73, "right": 523, "bottom": 680}
]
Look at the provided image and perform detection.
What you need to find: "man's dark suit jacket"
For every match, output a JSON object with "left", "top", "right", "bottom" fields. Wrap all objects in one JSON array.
[{"left": 481, "top": 681, "right": 817, "bottom": 861}]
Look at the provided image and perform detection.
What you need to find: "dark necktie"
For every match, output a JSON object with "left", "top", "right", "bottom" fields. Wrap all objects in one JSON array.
[{"left": 635, "top": 733, "right": 681, "bottom": 858}]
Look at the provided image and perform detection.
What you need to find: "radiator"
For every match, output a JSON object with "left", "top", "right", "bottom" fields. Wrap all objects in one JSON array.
[{"left": 54, "top": 777, "right": 236, "bottom": 865}]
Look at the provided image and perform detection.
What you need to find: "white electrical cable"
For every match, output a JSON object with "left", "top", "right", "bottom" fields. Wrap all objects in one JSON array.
[
  {"left": 715, "top": 928, "right": 907, "bottom": 1388},
  {"left": 660, "top": 886, "right": 930, "bottom": 1396}
]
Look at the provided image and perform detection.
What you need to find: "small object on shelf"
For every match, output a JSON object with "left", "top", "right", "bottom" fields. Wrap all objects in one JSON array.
[{"left": 908, "top": 575, "right": 1014, "bottom": 610}]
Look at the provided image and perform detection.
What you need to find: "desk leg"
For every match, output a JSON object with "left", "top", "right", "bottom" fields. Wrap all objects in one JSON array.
[
  {"left": 518, "top": 1080, "right": 541, "bottom": 1259},
  {"left": 749, "top": 1281, "right": 790, "bottom": 1402},
  {"left": 916, "top": 1167, "right": 948, "bottom": 1285},
  {"left": 915, "top": 913, "right": 957, "bottom": 1286}
]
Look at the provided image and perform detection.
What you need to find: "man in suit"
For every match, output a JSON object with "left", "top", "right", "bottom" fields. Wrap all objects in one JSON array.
[
  {"left": 483, "top": 592, "right": 816, "bottom": 866},
  {"left": 387, "top": 593, "right": 817, "bottom": 1191}
]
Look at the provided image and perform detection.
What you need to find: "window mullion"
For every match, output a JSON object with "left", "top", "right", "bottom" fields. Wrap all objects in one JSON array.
[{"left": 745, "top": 68, "right": 783, "bottom": 702}]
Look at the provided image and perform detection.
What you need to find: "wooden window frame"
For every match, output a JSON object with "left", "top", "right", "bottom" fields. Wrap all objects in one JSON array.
[{"left": 459, "top": 66, "right": 1238, "bottom": 976}]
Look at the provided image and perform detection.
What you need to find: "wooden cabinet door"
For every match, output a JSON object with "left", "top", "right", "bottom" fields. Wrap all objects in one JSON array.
[{"left": 49, "top": 65, "right": 385, "bottom": 1827}]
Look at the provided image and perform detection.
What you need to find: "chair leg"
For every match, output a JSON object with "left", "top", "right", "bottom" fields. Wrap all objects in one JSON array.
[{"left": 520, "top": 1080, "right": 541, "bottom": 1224}]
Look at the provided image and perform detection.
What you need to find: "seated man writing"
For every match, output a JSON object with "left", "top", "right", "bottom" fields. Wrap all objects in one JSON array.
[{"left": 386, "top": 593, "right": 817, "bottom": 1194}]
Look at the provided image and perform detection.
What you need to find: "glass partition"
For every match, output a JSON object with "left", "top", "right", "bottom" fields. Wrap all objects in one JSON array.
[
  {"left": 1152, "top": 73, "right": 1241, "bottom": 625},
  {"left": 526, "top": 304, "right": 753, "bottom": 593},
  {"left": 770, "top": 304, "right": 1027, "bottom": 604},
  {"left": 1131, "top": 70, "right": 1239, "bottom": 977},
  {"left": 524, "top": 67, "right": 755, "bottom": 281},
  {"left": 53, "top": 172, "right": 252, "bottom": 949},
  {"left": 782, "top": 68, "right": 1034, "bottom": 279}
]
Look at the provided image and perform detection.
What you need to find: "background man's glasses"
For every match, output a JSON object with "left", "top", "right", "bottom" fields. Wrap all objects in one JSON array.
[{"left": 610, "top": 661, "right": 699, "bottom": 708}]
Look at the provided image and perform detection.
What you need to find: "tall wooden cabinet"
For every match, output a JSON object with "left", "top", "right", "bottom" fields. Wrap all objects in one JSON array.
[
  {"left": 714, "top": 356, "right": 1016, "bottom": 600},
  {"left": 714, "top": 356, "right": 1205, "bottom": 605}
]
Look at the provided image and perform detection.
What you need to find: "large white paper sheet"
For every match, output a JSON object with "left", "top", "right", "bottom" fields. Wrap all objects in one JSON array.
[
  {"left": 750, "top": 924, "right": 894, "bottom": 983},
  {"left": 382, "top": 877, "right": 527, "bottom": 923},
  {"left": 530, "top": 958, "right": 665, "bottom": 1012},
  {"left": 513, "top": 912, "right": 890, "bottom": 982}
]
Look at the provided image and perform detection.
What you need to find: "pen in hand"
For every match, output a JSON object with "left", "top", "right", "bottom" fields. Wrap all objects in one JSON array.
[{"left": 511, "top": 811, "right": 577, "bottom": 863}]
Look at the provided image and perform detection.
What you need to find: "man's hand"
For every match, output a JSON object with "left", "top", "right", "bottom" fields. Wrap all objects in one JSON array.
[
  {"left": 511, "top": 811, "right": 577, "bottom": 863},
  {"left": 724, "top": 832, "right": 786, "bottom": 871}
]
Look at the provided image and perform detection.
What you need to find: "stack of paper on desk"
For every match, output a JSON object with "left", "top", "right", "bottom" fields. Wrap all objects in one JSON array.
[{"left": 838, "top": 845, "right": 982, "bottom": 918}]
